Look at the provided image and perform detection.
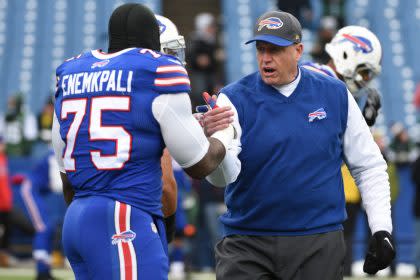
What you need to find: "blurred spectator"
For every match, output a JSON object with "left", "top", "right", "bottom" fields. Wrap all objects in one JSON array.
[
  {"left": 187, "top": 13, "right": 224, "bottom": 108},
  {"left": 0, "top": 138, "right": 12, "bottom": 266},
  {"left": 192, "top": 179, "right": 225, "bottom": 271},
  {"left": 5, "top": 94, "right": 38, "bottom": 157},
  {"left": 37, "top": 96, "right": 54, "bottom": 144},
  {"left": 169, "top": 159, "right": 195, "bottom": 280},
  {"left": 412, "top": 154, "right": 420, "bottom": 275},
  {"left": 310, "top": 16, "right": 338, "bottom": 64},
  {"left": 413, "top": 82, "right": 420, "bottom": 123},
  {"left": 414, "top": 82, "right": 420, "bottom": 109},
  {"left": 277, "top": 0, "right": 313, "bottom": 29},
  {"left": 388, "top": 122, "right": 418, "bottom": 277},
  {"left": 388, "top": 122, "right": 418, "bottom": 165},
  {"left": 323, "top": 0, "right": 346, "bottom": 27}
]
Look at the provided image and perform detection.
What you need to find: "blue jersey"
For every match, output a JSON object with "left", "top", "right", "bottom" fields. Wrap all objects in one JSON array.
[
  {"left": 54, "top": 48, "right": 190, "bottom": 217},
  {"left": 301, "top": 61, "right": 337, "bottom": 79}
]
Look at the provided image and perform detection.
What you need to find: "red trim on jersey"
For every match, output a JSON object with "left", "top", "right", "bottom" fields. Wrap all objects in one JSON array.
[
  {"left": 154, "top": 77, "right": 191, "bottom": 87},
  {"left": 156, "top": 65, "right": 188, "bottom": 75}
]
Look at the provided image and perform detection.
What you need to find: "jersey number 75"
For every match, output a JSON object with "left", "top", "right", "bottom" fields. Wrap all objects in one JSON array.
[{"left": 61, "top": 96, "right": 132, "bottom": 171}]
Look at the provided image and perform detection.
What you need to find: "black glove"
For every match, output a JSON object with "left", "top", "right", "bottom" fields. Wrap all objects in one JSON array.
[
  {"left": 362, "top": 88, "right": 381, "bottom": 127},
  {"left": 164, "top": 214, "right": 176, "bottom": 244},
  {"left": 363, "top": 231, "right": 396, "bottom": 275}
]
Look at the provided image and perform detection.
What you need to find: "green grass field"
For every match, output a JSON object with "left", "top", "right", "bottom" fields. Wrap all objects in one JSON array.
[{"left": 0, "top": 268, "right": 419, "bottom": 280}]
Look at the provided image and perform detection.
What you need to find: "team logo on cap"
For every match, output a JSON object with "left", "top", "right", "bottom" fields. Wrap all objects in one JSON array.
[
  {"left": 340, "top": 34, "right": 373, "bottom": 53},
  {"left": 258, "top": 17, "right": 283, "bottom": 31}
]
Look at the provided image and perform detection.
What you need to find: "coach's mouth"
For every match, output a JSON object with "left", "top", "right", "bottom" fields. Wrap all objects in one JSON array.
[{"left": 262, "top": 66, "right": 276, "bottom": 77}]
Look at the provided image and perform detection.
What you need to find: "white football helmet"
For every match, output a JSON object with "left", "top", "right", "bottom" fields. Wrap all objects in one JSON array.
[
  {"left": 156, "top": 15, "right": 186, "bottom": 64},
  {"left": 325, "top": 25, "right": 382, "bottom": 93}
]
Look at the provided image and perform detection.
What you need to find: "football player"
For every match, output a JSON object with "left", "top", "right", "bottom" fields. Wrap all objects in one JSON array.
[
  {"left": 18, "top": 151, "right": 65, "bottom": 280},
  {"left": 302, "top": 26, "right": 387, "bottom": 276},
  {"left": 154, "top": 14, "right": 186, "bottom": 244},
  {"left": 52, "top": 4, "right": 233, "bottom": 280},
  {"left": 303, "top": 25, "right": 382, "bottom": 127}
]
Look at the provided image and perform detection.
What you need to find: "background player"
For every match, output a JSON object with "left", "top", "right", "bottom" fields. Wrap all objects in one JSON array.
[
  {"left": 18, "top": 150, "right": 65, "bottom": 280},
  {"left": 52, "top": 3, "right": 234, "bottom": 279},
  {"left": 303, "top": 25, "right": 382, "bottom": 127},
  {"left": 302, "top": 25, "right": 384, "bottom": 276}
]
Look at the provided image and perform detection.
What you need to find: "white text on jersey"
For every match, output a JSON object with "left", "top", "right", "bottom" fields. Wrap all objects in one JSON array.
[{"left": 61, "top": 70, "right": 133, "bottom": 96}]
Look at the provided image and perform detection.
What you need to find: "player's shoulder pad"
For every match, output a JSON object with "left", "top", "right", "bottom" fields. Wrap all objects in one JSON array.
[
  {"left": 301, "top": 61, "right": 337, "bottom": 78},
  {"left": 302, "top": 66, "right": 347, "bottom": 93},
  {"left": 56, "top": 51, "right": 90, "bottom": 75},
  {"left": 153, "top": 53, "right": 190, "bottom": 94}
]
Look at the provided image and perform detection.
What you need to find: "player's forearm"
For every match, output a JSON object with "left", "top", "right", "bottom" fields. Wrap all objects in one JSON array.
[
  {"left": 60, "top": 172, "right": 74, "bottom": 206},
  {"left": 206, "top": 149, "right": 241, "bottom": 187},
  {"left": 183, "top": 138, "right": 226, "bottom": 179}
]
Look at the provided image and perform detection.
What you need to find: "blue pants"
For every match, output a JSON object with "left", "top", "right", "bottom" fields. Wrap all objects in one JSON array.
[
  {"left": 63, "top": 196, "right": 168, "bottom": 280},
  {"left": 20, "top": 180, "right": 54, "bottom": 274}
]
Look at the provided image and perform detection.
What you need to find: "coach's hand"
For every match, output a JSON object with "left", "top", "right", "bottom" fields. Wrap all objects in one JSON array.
[
  {"left": 200, "top": 93, "right": 234, "bottom": 137},
  {"left": 362, "top": 88, "right": 381, "bottom": 127},
  {"left": 363, "top": 231, "right": 395, "bottom": 275}
]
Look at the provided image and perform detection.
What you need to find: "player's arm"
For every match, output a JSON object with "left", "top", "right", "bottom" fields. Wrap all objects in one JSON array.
[
  {"left": 343, "top": 89, "right": 391, "bottom": 233},
  {"left": 60, "top": 172, "right": 74, "bottom": 205},
  {"left": 152, "top": 93, "right": 233, "bottom": 179},
  {"left": 200, "top": 93, "right": 242, "bottom": 187},
  {"left": 52, "top": 111, "right": 74, "bottom": 205},
  {"left": 362, "top": 87, "right": 381, "bottom": 126},
  {"left": 161, "top": 148, "right": 177, "bottom": 217},
  {"left": 342, "top": 89, "right": 394, "bottom": 274}
]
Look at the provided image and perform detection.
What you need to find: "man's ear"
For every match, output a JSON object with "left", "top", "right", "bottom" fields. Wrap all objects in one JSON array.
[{"left": 295, "top": 43, "right": 304, "bottom": 61}]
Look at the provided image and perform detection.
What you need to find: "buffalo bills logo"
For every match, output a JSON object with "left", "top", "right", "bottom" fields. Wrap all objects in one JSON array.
[
  {"left": 340, "top": 34, "right": 373, "bottom": 53},
  {"left": 258, "top": 17, "right": 283, "bottom": 31},
  {"left": 308, "top": 108, "right": 327, "bottom": 122},
  {"left": 157, "top": 19, "right": 166, "bottom": 35},
  {"left": 91, "top": 59, "right": 110, "bottom": 69},
  {"left": 111, "top": 230, "right": 136, "bottom": 245}
]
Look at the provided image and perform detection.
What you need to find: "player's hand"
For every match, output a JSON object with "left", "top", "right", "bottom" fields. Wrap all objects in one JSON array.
[
  {"left": 363, "top": 231, "right": 395, "bottom": 275},
  {"left": 201, "top": 92, "right": 234, "bottom": 137},
  {"left": 362, "top": 88, "right": 381, "bottom": 127},
  {"left": 194, "top": 105, "right": 211, "bottom": 127}
]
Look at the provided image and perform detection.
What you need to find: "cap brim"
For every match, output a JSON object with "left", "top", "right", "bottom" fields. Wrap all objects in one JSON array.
[{"left": 245, "top": 34, "right": 294, "bottom": 46}]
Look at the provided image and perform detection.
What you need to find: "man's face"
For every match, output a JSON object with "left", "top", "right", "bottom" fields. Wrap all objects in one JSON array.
[{"left": 256, "top": 41, "right": 303, "bottom": 87}]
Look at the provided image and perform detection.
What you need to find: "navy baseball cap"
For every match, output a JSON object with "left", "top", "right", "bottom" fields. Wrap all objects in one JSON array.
[{"left": 245, "top": 11, "right": 302, "bottom": 47}]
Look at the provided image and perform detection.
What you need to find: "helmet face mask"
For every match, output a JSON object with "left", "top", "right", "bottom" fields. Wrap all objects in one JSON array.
[
  {"left": 325, "top": 25, "right": 382, "bottom": 94},
  {"left": 344, "top": 63, "right": 379, "bottom": 93},
  {"left": 162, "top": 36, "right": 186, "bottom": 64},
  {"left": 156, "top": 15, "right": 186, "bottom": 64}
]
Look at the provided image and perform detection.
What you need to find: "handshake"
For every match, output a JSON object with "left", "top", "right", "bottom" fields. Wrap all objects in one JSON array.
[
  {"left": 363, "top": 231, "right": 396, "bottom": 275},
  {"left": 195, "top": 92, "right": 236, "bottom": 149}
]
